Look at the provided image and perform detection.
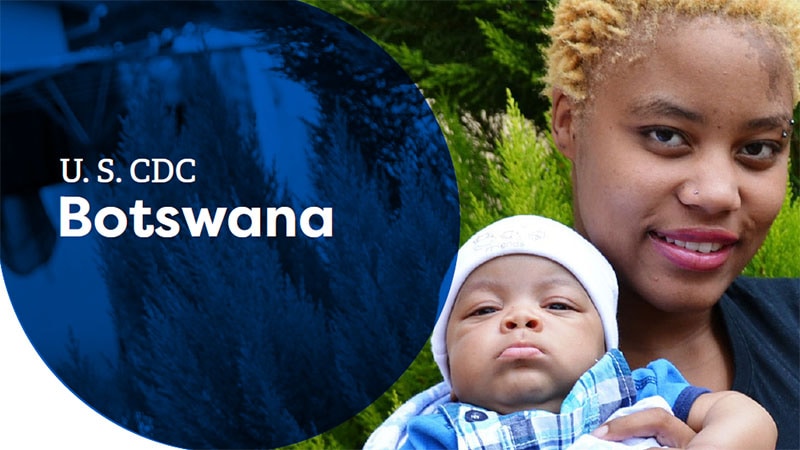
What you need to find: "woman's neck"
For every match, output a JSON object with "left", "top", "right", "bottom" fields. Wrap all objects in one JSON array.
[{"left": 617, "top": 288, "right": 734, "bottom": 391}]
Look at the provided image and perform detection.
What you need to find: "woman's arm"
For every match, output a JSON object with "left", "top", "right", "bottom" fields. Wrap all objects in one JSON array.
[
  {"left": 684, "top": 391, "right": 776, "bottom": 450},
  {"left": 591, "top": 391, "right": 776, "bottom": 449},
  {"left": 590, "top": 408, "right": 697, "bottom": 447}
]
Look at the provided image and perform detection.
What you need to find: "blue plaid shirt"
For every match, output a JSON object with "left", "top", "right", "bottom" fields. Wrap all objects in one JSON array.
[{"left": 402, "top": 349, "right": 708, "bottom": 450}]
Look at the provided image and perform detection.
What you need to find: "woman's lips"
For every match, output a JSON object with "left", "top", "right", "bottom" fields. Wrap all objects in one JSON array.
[
  {"left": 498, "top": 343, "right": 544, "bottom": 359},
  {"left": 649, "top": 229, "right": 738, "bottom": 272}
]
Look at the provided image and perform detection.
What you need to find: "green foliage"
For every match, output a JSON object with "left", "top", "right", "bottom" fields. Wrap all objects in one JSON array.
[
  {"left": 791, "top": 106, "right": 800, "bottom": 199},
  {"left": 303, "top": 0, "right": 554, "bottom": 126},
  {"left": 437, "top": 90, "right": 572, "bottom": 241},
  {"left": 743, "top": 185, "right": 800, "bottom": 277}
]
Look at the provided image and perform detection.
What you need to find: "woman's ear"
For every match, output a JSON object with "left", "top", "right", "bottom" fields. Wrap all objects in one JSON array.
[{"left": 551, "top": 88, "right": 577, "bottom": 160}]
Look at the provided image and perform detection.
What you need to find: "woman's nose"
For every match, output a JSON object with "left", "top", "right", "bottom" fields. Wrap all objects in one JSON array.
[{"left": 678, "top": 151, "right": 742, "bottom": 214}]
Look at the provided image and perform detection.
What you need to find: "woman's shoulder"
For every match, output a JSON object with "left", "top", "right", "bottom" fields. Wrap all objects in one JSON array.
[
  {"left": 721, "top": 276, "right": 799, "bottom": 316},
  {"left": 719, "top": 275, "right": 798, "bottom": 350},
  {"left": 720, "top": 276, "right": 799, "bottom": 449},
  {"left": 724, "top": 275, "right": 800, "bottom": 295}
]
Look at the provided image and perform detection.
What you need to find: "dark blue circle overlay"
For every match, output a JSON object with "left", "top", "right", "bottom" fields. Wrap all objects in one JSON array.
[{"left": 0, "top": 1, "right": 459, "bottom": 448}]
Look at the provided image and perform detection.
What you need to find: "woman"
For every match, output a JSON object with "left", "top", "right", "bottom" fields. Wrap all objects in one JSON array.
[
  {"left": 367, "top": 0, "right": 800, "bottom": 447},
  {"left": 546, "top": 0, "right": 799, "bottom": 447}
]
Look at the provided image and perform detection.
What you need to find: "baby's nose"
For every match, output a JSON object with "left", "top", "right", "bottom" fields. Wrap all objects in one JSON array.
[{"left": 503, "top": 308, "right": 540, "bottom": 330}]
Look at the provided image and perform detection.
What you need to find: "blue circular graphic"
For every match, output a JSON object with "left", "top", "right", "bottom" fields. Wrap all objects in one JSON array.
[{"left": 0, "top": 2, "right": 459, "bottom": 448}]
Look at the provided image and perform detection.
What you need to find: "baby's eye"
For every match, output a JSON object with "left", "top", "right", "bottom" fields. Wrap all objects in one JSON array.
[
  {"left": 646, "top": 127, "right": 687, "bottom": 147},
  {"left": 545, "top": 302, "right": 573, "bottom": 311},
  {"left": 470, "top": 306, "right": 498, "bottom": 316}
]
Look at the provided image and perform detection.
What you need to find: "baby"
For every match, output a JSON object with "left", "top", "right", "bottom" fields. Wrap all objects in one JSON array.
[{"left": 402, "top": 215, "right": 776, "bottom": 449}]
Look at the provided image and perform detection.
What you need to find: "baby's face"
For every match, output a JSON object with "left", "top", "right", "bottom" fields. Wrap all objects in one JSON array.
[{"left": 446, "top": 254, "right": 605, "bottom": 415}]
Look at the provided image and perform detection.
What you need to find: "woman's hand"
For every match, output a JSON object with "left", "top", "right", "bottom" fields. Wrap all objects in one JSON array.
[{"left": 591, "top": 408, "right": 697, "bottom": 449}]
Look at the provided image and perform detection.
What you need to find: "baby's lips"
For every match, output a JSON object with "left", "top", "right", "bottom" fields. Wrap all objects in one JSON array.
[{"left": 498, "top": 344, "right": 543, "bottom": 359}]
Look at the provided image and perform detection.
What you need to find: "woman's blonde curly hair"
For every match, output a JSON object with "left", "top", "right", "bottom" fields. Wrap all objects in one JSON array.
[{"left": 543, "top": 0, "right": 800, "bottom": 105}]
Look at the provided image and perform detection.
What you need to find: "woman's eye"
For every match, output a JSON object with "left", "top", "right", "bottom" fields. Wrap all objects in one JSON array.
[
  {"left": 646, "top": 128, "right": 686, "bottom": 147},
  {"left": 740, "top": 142, "right": 779, "bottom": 160},
  {"left": 736, "top": 141, "right": 783, "bottom": 170}
]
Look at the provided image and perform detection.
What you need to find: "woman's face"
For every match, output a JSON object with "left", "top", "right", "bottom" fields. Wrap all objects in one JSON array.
[{"left": 553, "top": 16, "right": 793, "bottom": 312}]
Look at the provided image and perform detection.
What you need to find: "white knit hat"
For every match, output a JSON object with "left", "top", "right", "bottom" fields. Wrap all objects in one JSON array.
[{"left": 432, "top": 215, "right": 618, "bottom": 386}]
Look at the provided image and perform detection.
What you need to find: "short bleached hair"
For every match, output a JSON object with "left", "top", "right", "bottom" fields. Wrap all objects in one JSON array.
[{"left": 543, "top": 0, "right": 800, "bottom": 105}]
